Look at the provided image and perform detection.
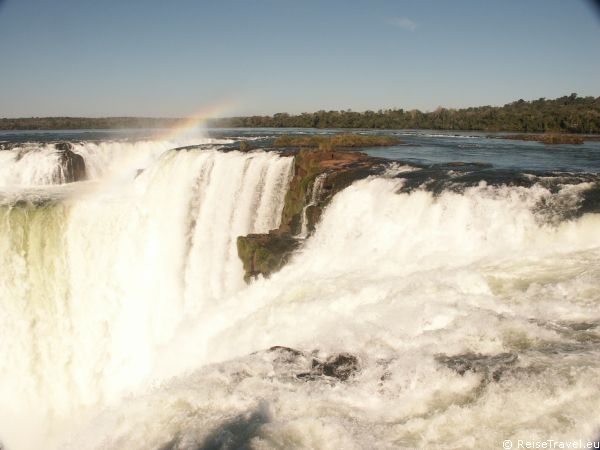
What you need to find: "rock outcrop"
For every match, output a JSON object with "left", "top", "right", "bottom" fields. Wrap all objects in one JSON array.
[
  {"left": 237, "top": 147, "right": 387, "bottom": 281},
  {"left": 296, "top": 353, "right": 360, "bottom": 382},
  {"left": 435, "top": 352, "right": 518, "bottom": 382},
  {"left": 266, "top": 346, "right": 360, "bottom": 382},
  {"left": 54, "top": 142, "right": 86, "bottom": 182},
  {"left": 581, "top": 181, "right": 600, "bottom": 214},
  {"left": 501, "top": 133, "right": 586, "bottom": 145},
  {"left": 237, "top": 232, "right": 300, "bottom": 282}
]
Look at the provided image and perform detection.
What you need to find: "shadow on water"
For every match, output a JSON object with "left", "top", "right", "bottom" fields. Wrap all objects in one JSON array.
[{"left": 159, "top": 406, "right": 271, "bottom": 450}]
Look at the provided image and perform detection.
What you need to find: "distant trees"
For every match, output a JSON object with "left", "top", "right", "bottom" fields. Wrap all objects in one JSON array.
[
  {"left": 1, "top": 94, "right": 599, "bottom": 133},
  {"left": 0, "top": 117, "right": 179, "bottom": 130},
  {"left": 212, "top": 94, "right": 600, "bottom": 134}
]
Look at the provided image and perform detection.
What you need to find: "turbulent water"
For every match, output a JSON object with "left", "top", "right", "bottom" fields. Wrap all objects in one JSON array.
[{"left": 1, "top": 129, "right": 600, "bottom": 449}]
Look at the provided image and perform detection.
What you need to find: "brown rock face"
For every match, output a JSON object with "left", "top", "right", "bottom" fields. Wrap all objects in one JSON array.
[
  {"left": 54, "top": 143, "right": 86, "bottom": 183},
  {"left": 237, "top": 147, "right": 387, "bottom": 281},
  {"left": 236, "top": 232, "right": 301, "bottom": 283}
]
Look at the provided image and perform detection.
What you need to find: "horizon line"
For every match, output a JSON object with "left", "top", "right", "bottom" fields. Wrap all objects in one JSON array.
[{"left": 1, "top": 93, "right": 598, "bottom": 121}]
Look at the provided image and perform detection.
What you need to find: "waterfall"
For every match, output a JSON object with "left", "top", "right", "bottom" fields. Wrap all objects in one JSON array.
[
  {"left": 0, "top": 144, "right": 74, "bottom": 187},
  {"left": 299, "top": 173, "right": 326, "bottom": 238},
  {"left": 1, "top": 138, "right": 600, "bottom": 450},
  {"left": 0, "top": 147, "right": 293, "bottom": 449},
  {"left": 64, "top": 178, "right": 600, "bottom": 450},
  {"left": 0, "top": 137, "right": 230, "bottom": 188}
]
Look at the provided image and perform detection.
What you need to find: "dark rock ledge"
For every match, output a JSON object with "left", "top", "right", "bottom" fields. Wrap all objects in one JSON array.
[
  {"left": 0, "top": 141, "right": 86, "bottom": 183},
  {"left": 435, "top": 352, "right": 518, "bottom": 382},
  {"left": 237, "top": 147, "right": 388, "bottom": 281},
  {"left": 54, "top": 142, "right": 87, "bottom": 183},
  {"left": 266, "top": 346, "right": 360, "bottom": 382}
]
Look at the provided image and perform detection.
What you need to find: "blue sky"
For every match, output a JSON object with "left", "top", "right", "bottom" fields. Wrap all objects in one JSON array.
[{"left": 0, "top": 0, "right": 599, "bottom": 117}]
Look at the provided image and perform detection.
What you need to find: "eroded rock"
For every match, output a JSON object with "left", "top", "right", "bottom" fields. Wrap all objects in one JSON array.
[
  {"left": 236, "top": 232, "right": 300, "bottom": 282},
  {"left": 435, "top": 352, "right": 518, "bottom": 382},
  {"left": 54, "top": 142, "right": 86, "bottom": 182},
  {"left": 237, "top": 148, "right": 387, "bottom": 281},
  {"left": 297, "top": 352, "right": 360, "bottom": 382},
  {"left": 264, "top": 346, "right": 360, "bottom": 382}
]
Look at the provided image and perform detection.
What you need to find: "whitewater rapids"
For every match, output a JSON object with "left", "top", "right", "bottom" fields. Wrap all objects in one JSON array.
[{"left": 0, "top": 138, "right": 600, "bottom": 449}]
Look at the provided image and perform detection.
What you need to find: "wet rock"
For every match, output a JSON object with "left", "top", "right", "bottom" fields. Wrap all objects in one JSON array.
[
  {"left": 263, "top": 346, "right": 360, "bottom": 382},
  {"left": 236, "top": 232, "right": 300, "bottom": 282},
  {"left": 435, "top": 352, "right": 518, "bottom": 382},
  {"left": 239, "top": 141, "right": 251, "bottom": 152},
  {"left": 237, "top": 148, "right": 387, "bottom": 281},
  {"left": 54, "top": 142, "right": 73, "bottom": 152},
  {"left": 534, "top": 341, "right": 596, "bottom": 355},
  {"left": 320, "top": 353, "right": 360, "bottom": 381},
  {"left": 396, "top": 167, "right": 539, "bottom": 195},
  {"left": 14, "top": 150, "right": 26, "bottom": 161},
  {"left": 279, "top": 149, "right": 387, "bottom": 236},
  {"left": 297, "top": 352, "right": 360, "bottom": 382},
  {"left": 237, "top": 143, "right": 600, "bottom": 282},
  {"left": 160, "top": 407, "right": 270, "bottom": 450},
  {"left": 0, "top": 142, "right": 21, "bottom": 151},
  {"left": 54, "top": 142, "right": 86, "bottom": 182},
  {"left": 264, "top": 346, "right": 313, "bottom": 378},
  {"left": 567, "top": 322, "right": 599, "bottom": 332},
  {"left": 267, "top": 346, "right": 305, "bottom": 358},
  {"left": 580, "top": 182, "right": 600, "bottom": 215},
  {"left": 267, "top": 346, "right": 307, "bottom": 365}
]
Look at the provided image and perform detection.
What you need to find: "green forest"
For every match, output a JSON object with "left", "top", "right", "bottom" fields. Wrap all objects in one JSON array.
[
  {"left": 1, "top": 94, "right": 599, "bottom": 133},
  {"left": 0, "top": 117, "right": 179, "bottom": 131},
  {"left": 215, "top": 94, "right": 600, "bottom": 133}
]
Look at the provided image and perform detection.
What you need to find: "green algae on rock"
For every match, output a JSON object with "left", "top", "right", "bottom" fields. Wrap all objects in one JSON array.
[
  {"left": 237, "top": 145, "right": 388, "bottom": 281},
  {"left": 272, "top": 133, "right": 401, "bottom": 149}
]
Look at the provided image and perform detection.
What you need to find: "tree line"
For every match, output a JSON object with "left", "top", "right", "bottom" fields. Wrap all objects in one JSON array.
[
  {"left": 213, "top": 94, "right": 600, "bottom": 133},
  {"left": 0, "top": 117, "right": 179, "bottom": 130},
  {"left": 1, "top": 94, "right": 599, "bottom": 133}
]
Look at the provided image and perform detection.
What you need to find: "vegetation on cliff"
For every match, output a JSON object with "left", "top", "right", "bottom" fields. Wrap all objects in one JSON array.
[
  {"left": 277, "top": 148, "right": 384, "bottom": 235},
  {"left": 236, "top": 233, "right": 300, "bottom": 282},
  {"left": 237, "top": 136, "right": 388, "bottom": 281},
  {"left": 273, "top": 134, "right": 401, "bottom": 148},
  {"left": 501, "top": 133, "right": 587, "bottom": 145}
]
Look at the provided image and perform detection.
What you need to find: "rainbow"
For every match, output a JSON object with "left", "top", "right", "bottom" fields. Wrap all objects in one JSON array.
[{"left": 156, "top": 99, "right": 237, "bottom": 142}]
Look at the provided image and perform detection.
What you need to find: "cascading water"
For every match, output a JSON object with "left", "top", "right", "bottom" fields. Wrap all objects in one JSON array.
[
  {"left": 0, "top": 137, "right": 231, "bottom": 188},
  {"left": 61, "top": 177, "right": 600, "bottom": 450},
  {"left": 0, "top": 142, "right": 293, "bottom": 449},
  {"left": 1, "top": 133, "right": 600, "bottom": 450},
  {"left": 0, "top": 144, "right": 75, "bottom": 187},
  {"left": 299, "top": 173, "right": 326, "bottom": 238}
]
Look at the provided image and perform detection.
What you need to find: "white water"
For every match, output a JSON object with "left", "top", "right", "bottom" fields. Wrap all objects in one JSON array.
[
  {"left": 299, "top": 173, "right": 326, "bottom": 238},
  {"left": 0, "top": 145, "right": 293, "bottom": 449},
  {"left": 1, "top": 144, "right": 600, "bottom": 449},
  {"left": 0, "top": 137, "right": 231, "bottom": 188},
  {"left": 0, "top": 144, "right": 74, "bottom": 187}
]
